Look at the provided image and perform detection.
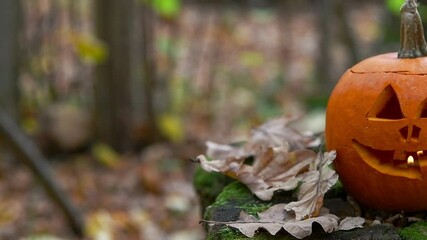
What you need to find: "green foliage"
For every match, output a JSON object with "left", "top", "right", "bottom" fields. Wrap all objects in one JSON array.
[
  {"left": 156, "top": 36, "right": 178, "bottom": 56},
  {"left": 255, "top": 99, "right": 283, "bottom": 120},
  {"left": 255, "top": 75, "right": 286, "bottom": 119},
  {"left": 72, "top": 34, "right": 108, "bottom": 65},
  {"left": 21, "top": 117, "right": 39, "bottom": 135},
  {"left": 158, "top": 113, "right": 184, "bottom": 142},
  {"left": 152, "top": 0, "right": 181, "bottom": 19},
  {"left": 91, "top": 143, "right": 120, "bottom": 168},
  {"left": 386, "top": 0, "right": 404, "bottom": 16},
  {"left": 304, "top": 95, "right": 329, "bottom": 111},
  {"left": 239, "top": 51, "right": 264, "bottom": 67},
  {"left": 419, "top": 6, "right": 427, "bottom": 22},
  {"left": 386, "top": 0, "right": 427, "bottom": 21},
  {"left": 400, "top": 222, "right": 427, "bottom": 240}
]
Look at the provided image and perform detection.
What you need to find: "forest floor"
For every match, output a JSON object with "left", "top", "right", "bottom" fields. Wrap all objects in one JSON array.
[
  {"left": 0, "top": 143, "right": 204, "bottom": 240},
  {"left": 0, "top": 1, "right": 387, "bottom": 239}
]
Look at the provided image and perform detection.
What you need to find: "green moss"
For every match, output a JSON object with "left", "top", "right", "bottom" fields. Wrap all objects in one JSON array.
[
  {"left": 207, "top": 182, "right": 272, "bottom": 218},
  {"left": 207, "top": 226, "right": 293, "bottom": 240},
  {"left": 325, "top": 180, "right": 346, "bottom": 199},
  {"left": 400, "top": 221, "right": 427, "bottom": 240},
  {"left": 214, "top": 182, "right": 257, "bottom": 205},
  {"left": 193, "top": 166, "right": 234, "bottom": 214},
  {"left": 209, "top": 227, "right": 245, "bottom": 240},
  {"left": 193, "top": 166, "right": 233, "bottom": 196},
  {"left": 204, "top": 182, "right": 298, "bottom": 239}
]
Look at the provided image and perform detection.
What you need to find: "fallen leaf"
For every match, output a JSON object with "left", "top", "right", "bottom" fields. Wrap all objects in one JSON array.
[
  {"left": 206, "top": 205, "right": 340, "bottom": 239},
  {"left": 91, "top": 143, "right": 120, "bottom": 168},
  {"left": 86, "top": 210, "right": 116, "bottom": 240},
  {"left": 197, "top": 118, "right": 364, "bottom": 239},
  {"left": 285, "top": 151, "right": 338, "bottom": 220},
  {"left": 238, "top": 147, "right": 315, "bottom": 200},
  {"left": 337, "top": 217, "right": 365, "bottom": 231},
  {"left": 197, "top": 118, "right": 333, "bottom": 201},
  {"left": 196, "top": 155, "right": 245, "bottom": 180},
  {"left": 249, "top": 117, "right": 318, "bottom": 151},
  {"left": 71, "top": 33, "right": 108, "bottom": 65},
  {"left": 165, "top": 193, "right": 192, "bottom": 213},
  {"left": 282, "top": 208, "right": 339, "bottom": 239},
  {"left": 158, "top": 114, "right": 184, "bottom": 143},
  {"left": 204, "top": 117, "right": 320, "bottom": 161},
  {"left": 169, "top": 230, "right": 203, "bottom": 240},
  {"left": 198, "top": 146, "right": 316, "bottom": 200},
  {"left": 206, "top": 141, "right": 247, "bottom": 160},
  {"left": 226, "top": 204, "right": 287, "bottom": 237}
]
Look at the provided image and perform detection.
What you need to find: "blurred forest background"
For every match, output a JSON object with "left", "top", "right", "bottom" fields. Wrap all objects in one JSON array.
[{"left": 0, "top": 0, "right": 414, "bottom": 239}]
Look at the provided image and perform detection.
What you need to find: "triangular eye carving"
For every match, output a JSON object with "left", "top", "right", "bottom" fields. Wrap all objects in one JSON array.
[
  {"left": 367, "top": 85, "right": 404, "bottom": 119},
  {"left": 418, "top": 99, "right": 427, "bottom": 118}
]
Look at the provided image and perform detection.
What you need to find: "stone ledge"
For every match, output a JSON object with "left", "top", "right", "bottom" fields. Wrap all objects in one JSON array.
[{"left": 194, "top": 168, "right": 427, "bottom": 239}]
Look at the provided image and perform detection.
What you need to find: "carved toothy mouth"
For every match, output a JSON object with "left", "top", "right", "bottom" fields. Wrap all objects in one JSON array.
[{"left": 352, "top": 140, "right": 426, "bottom": 179}]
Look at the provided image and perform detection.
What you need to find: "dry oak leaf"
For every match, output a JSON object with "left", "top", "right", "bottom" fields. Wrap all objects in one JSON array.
[
  {"left": 281, "top": 208, "right": 339, "bottom": 239},
  {"left": 204, "top": 204, "right": 365, "bottom": 239},
  {"left": 285, "top": 151, "right": 338, "bottom": 220},
  {"left": 206, "top": 141, "right": 248, "bottom": 160},
  {"left": 209, "top": 204, "right": 341, "bottom": 239},
  {"left": 337, "top": 217, "right": 365, "bottom": 231},
  {"left": 197, "top": 146, "right": 316, "bottom": 201},
  {"left": 205, "top": 117, "right": 320, "bottom": 161},
  {"left": 225, "top": 204, "right": 287, "bottom": 237},
  {"left": 249, "top": 117, "right": 319, "bottom": 151},
  {"left": 240, "top": 147, "right": 315, "bottom": 200}
]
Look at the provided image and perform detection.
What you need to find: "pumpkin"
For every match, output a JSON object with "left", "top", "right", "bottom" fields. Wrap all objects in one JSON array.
[{"left": 325, "top": 0, "right": 427, "bottom": 211}]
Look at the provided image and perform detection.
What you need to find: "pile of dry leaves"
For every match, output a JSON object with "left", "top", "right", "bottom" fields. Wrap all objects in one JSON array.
[{"left": 196, "top": 117, "right": 364, "bottom": 239}]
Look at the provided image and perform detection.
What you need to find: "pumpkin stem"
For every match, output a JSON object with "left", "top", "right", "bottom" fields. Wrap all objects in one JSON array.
[{"left": 398, "top": 0, "right": 427, "bottom": 58}]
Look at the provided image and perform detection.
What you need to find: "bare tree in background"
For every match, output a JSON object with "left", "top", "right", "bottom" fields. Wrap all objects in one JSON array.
[
  {"left": 94, "top": 0, "right": 161, "bottom": 151},
  {"left": 0, "top": 0, "right": 21, "bottom": 120},
  {"left": 316, "top": 0, "right": 333, "bottom": 95},
  {"left": 316, "top": 0, "right": 359, "bottom": 96}
]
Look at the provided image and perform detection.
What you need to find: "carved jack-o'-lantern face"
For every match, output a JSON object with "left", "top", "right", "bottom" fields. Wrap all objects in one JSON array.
[
  {"left": 355, "top": 84, "right": 427, "bottom": 180},
  {"left": 326, "top": 53, "right": 427, "bottom": 211},
  {"left": 326, "top": 0, "right": 427, "bottom": 211}
]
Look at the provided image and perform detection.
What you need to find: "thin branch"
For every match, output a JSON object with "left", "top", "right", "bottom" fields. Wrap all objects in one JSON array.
[{"left": 0, "top": 111, "right": 85, "bottom": 237}]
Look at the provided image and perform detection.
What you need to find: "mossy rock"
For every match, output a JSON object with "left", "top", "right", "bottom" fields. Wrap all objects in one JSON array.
[
  {"left": 193, "top": 166, "right": 235, "bottom": 215},
  {"left": 204, "top": 182, "right": 296, "bottom": 239},
  {"left": 204, "top": 181, "right": 401, "bottom": 240},
  {"left": 204, "top": 181, "right": 295, "bottom": 239},
  {"left": 208, "top": 224, "right": 401, "bottom": 240},
  {"left": 204, "top": 182, "right": 295, "bottom": 222},
  {"left": 208, "top": 227, "right": 295, "bottom": 240},
  {"left": 400, "top": 221, "right": 427, "bottom": 240}
]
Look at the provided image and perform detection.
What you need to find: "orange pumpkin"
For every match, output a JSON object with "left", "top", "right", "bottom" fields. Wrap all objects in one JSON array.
[{"left": 326, "top": 0, "right": 427, "bottom": 211}]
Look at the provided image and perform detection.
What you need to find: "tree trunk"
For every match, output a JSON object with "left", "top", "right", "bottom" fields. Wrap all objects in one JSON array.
[
  {"left": 334, "top": 0, "right": 359, "bottom": 64},
  {"left": 95, "top": 0, "right": 133, "bottom": 151},
  {"left": 0, "top": 0, "right": 21, "bottom": 120},
  {"left": 94, "top": 0, "right": 161, "bottom": 151},
  {"left": 316, "top": 0, "right": 333, "bottom": 95},
  {"left": 137, "top": 4, "right": 162, "bottom": 146}
]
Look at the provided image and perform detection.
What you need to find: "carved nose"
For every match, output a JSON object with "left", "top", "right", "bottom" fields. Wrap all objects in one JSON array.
[{"left": 399, "top": 124, "right": 421, "bottom": 142}]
